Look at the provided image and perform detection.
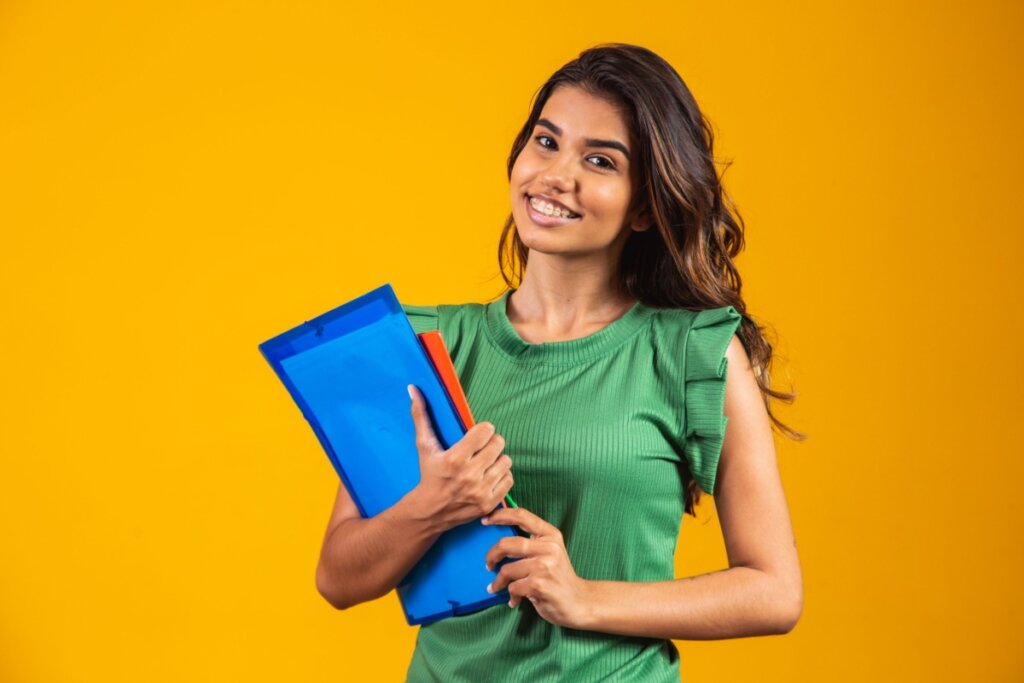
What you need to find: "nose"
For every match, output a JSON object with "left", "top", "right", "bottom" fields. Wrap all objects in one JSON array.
[{"left": 539, "top": 152, "right": 576, "bottom": 193}]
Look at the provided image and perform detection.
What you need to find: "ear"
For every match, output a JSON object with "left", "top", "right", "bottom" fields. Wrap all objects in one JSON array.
[{"left": 629, "top": 206, "right": 653, "bottom": 233}]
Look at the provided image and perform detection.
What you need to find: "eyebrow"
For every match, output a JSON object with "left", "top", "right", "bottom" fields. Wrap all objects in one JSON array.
[{"left": 536, "top": 118, "right": 631, "bottom": 161}]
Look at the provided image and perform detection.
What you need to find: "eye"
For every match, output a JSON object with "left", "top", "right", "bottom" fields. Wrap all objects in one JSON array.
[
  {"left": 587, "top": 155, "right": 616, "bottom": 170},
  {"left": 534, "top": 134, "right": 556, "bottom": 149},
  {"left": 532, "top": 134, "right": 617, "bottom": 171}
]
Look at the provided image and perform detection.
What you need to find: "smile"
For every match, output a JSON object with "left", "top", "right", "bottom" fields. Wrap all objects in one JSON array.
[{"left": 525, "top": 195, "right": 581, "bottom": 226}]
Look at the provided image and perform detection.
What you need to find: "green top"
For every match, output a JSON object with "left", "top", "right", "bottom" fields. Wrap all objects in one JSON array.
[{"left": 401, "top": 289, "right": 744, "bottom": 683}]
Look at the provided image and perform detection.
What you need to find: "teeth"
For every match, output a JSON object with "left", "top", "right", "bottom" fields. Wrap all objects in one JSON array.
[{"left": 530, "top": 196, "right": 576, "bottom": 218}]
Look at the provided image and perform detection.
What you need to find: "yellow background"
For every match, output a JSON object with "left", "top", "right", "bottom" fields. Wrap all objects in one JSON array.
[{"left": 2, "top": 1, "right": 1021, "bottom": 681}]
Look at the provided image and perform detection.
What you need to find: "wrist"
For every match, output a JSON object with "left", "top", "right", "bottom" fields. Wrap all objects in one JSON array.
[
  {"left": 572, "top": 578, "right": 601, "bottom": 631},
  {"left": 396, "top": 486, "right": 447, "bottom": 537}
]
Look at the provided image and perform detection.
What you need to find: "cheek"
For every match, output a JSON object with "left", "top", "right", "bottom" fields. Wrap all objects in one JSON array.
[
  {"left": 586, "top": 182, "right": 632, "bottom": 217},
  {"left": 509, "top": 156, "right": 535, "bottom": 188}
]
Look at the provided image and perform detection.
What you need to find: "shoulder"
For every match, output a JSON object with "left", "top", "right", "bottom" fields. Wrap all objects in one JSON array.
[
  {"left": 661, "top": 304, "right": 746, "bottom": 496},
  {"left": 402, "top": 303, "right": 440, "bottom": 334},
  {"left": 681, "top": 305, "right": 746, "bottom": 381},
  {"left": 647, "top": 304, "right": 745, "bottom": 352},
  {"left": 402, "top": 301, "right": 488, "bottom": 336}
]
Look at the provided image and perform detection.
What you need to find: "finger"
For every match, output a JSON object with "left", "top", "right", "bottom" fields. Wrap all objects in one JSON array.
[
  {"left": 485, "top": 536, "right": 534, "bottom": 570},
  {"left": 453, "top": 421, "right": 497, "bottom": 461},
  {"left": 507, "top": 577, "right": 536, "bottom": 608},
  {"left": 489, "top": 469, "right": 513, "bottom": 499},
  {"left": 483, "top": 453, "right": 512, "bottom": 484},
  {"left": 469, "top": 430, "right": 504, "bottom": 466},
  {"left": 407, "top": 385, "right": 442, "bottom": 454},
  {"left": 483, "top": 506, "right": 560, "bottom": 540},
  {"left": 487, "top": 557, "right": 534, "bottom": 594}
]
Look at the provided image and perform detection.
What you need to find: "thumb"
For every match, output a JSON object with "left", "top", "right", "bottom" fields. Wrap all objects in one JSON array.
[{"left": 407, "top": 385, "right": 443, "bottom": 454}]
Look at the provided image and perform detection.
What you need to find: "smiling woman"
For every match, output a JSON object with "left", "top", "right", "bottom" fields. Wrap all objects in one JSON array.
[
  {"left": 314, "top": 43, "right": 804, "bottom": 683},
  {"left": 510, "top": 86, "right": 650, "bottom": 262}
]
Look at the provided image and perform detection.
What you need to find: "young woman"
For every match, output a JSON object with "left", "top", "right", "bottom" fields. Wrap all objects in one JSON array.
[{"left": 316, "top": 43, "right": 804, "bottom": 682}]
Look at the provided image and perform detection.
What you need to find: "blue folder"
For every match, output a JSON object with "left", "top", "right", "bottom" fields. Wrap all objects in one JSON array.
[{"left": 258, "top": 283, "right": 517, "bottom": 625}]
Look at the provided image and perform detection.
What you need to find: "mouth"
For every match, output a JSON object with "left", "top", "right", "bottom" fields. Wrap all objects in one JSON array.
[{"left": 524, "top": 194, "right": 582, "bottom": 226}]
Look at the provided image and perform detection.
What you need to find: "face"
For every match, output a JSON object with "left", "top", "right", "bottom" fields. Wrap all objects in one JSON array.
[{"left": 509, "top": 84, "right": 649, "bottom": 263}]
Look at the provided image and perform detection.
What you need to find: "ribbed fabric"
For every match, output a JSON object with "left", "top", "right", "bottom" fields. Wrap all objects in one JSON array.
[{"left": 401, "top": 290, "right": 743, "bottom": 683}]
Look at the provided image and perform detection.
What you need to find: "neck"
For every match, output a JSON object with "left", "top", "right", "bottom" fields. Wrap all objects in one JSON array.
[{"left": 508, "top": 251, "right": 635, "bottom": 337}]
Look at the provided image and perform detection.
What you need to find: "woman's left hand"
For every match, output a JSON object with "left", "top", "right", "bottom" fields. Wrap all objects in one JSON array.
[{"left": 483, "top": 506, "right": 591, "bottom": 629}]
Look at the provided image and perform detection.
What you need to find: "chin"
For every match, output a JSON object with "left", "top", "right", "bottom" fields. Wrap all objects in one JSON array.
[{"left": 516, "top": 232, "right": 578, "bottom": 258}]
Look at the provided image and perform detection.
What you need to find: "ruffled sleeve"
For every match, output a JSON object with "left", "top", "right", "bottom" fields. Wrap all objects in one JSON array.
[
  {"left": 402, "top": 303, "right": 440, "bottom": 335},
  {"left": 683, "top": 306, "right": 745, "bottom": 496}
]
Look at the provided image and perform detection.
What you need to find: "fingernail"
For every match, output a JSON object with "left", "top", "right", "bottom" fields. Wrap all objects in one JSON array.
[
  {"left": 486, "top": 583, "right": 494, "bottom": 594},
  {"left": 508, "top": 600, "right": 515, "bottom": 608},
  {"left": 407, "top": 385, "right": 414, "bottom": 400},
  {"left": 481, "top": 517, "right": 490, "bottom": 525}
]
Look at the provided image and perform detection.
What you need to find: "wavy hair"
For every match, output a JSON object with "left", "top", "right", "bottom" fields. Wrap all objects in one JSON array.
[{"left": 496, "top": 43, "right": 805, "bottom": 516}]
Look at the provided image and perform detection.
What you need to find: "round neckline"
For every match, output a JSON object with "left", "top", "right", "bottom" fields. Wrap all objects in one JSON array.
[{"left": 484, "top": 289, "right": 654, "bottom": 365}]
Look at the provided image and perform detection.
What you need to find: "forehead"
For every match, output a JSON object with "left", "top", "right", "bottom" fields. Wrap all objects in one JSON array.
[{"left": 538, "top": 85, "right": 632, "bottom": 144}]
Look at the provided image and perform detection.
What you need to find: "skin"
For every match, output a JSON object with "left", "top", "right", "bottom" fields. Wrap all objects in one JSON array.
[
  {"left": 316, "top": 84, "right": 803, "bottom": 639},
  {"left": 505, "top": 84, "right": 652, "bottom": 337}
]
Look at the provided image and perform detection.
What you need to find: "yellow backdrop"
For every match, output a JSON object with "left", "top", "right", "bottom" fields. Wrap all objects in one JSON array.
[{"left": 2, "top": 1, "right": 1021, "bottom": 681}]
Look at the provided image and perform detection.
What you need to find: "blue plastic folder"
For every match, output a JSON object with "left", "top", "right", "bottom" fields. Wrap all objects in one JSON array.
[{"left": 258, "top": 283, "right": 516, "bottom": 625}]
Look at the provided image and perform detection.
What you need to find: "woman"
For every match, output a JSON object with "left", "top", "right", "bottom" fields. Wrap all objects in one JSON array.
[{"left": 316, "top": 43, "right": 804, "bottom": 681}]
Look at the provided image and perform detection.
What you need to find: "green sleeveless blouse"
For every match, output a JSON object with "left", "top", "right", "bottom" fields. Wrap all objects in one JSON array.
[{"left": 401, "top": 290, "right": 743, "bottom": 682}]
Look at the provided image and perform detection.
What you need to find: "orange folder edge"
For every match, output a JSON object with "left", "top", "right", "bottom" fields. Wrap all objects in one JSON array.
[
  {"left": 418, "top": 331, "right": 476, "bottom": 429},
  {"left": 417, "top": 331, "right": 516, "bottom": 510}
]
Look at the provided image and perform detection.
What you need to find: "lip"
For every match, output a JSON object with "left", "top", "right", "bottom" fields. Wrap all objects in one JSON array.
[{"left": 524, "top": 194, "right": 581, "bottom": 227}]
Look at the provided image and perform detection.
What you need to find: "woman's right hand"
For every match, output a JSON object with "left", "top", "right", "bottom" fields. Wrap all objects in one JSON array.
[{"left": 406, "top": 384, "right": 514, "bottom": 532}]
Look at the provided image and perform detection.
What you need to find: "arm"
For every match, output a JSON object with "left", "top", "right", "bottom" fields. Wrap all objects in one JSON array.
[
  {"left": 315, "top": 386, "right": 514, "bottom": 610},
  {"left": 315, "top": 480, "right": 445, "bottom": 610},
  {"left": 575, "top": 335, "right": 803, "bottom": 638}
]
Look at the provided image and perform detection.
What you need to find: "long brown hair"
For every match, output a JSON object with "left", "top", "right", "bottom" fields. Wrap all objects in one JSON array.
[{"left": 496, "top": 43, "right": 805, "bottom": 516}]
